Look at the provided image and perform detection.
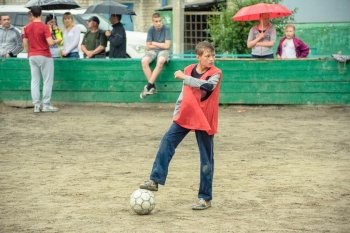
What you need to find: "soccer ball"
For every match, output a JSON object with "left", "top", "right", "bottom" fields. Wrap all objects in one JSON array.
[{"left": 129, "top": 189, "right": 155, "bottom": 215}]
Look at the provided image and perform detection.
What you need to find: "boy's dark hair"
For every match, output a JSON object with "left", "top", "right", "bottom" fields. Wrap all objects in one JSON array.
[
  {"left": 195, "top": 41, "right": 215, "bottom": 56},
  {"left": 152, "top": 12, "right": 161, "bottom": 19},
  {"left": 30, "top": 6, "right": 42, "bottom": 18}
]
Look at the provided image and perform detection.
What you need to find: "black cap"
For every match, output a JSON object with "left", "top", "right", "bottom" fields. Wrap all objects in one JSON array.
[{"left": 88, "top": 16, "right": 99, "bottom": 25}]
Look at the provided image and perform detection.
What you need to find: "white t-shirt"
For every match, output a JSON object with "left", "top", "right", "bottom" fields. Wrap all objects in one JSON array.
[{"left": 281, "top": 39, "right": 297, "bottom": 58}]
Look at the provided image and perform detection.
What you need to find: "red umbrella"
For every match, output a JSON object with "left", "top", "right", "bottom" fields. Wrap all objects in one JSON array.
[{"left": 232, "top": 3, "right": 292, "bottom": 22}]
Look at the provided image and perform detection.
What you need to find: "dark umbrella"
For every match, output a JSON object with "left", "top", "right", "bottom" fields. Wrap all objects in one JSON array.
[
  {"left": 25, "top": 0, "right": 80, "bottom": 10},
  {"left": 84, "top": 0, "right": 136, "bottom": 15}
]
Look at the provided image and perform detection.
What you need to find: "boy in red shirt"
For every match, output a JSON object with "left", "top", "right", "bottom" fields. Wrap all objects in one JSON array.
[
  {"left": 140, "top": 41, "right": 222, "bottom": 210},
  {"left": 23, "top": 6, "right": 59, "bottom": 113}
]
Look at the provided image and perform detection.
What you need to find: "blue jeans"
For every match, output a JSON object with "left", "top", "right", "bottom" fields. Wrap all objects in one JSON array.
[
  {"left": 150, "top": 122, "right": 214, "bottom": 201},
  {"left": 64, "top": 52, "right": 79, "bottom": 58}
]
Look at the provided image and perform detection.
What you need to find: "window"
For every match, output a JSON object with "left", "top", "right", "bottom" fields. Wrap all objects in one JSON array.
[
  {"left": 184, "top": 12, "right": 218, "bottom": 53},
  {"left": 13, "top": 13, "right": 28, "bottom": 28}
]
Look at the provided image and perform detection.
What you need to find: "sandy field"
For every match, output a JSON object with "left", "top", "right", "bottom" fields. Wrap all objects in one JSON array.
[{"left": 0, "top": 102, "right": 349, "bottom": 233}]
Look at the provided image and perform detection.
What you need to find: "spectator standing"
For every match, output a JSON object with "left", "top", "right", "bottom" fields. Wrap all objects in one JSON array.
[
  {"left": 0, "top": 14, "right": 23, "bottom": 58},
  {"left": 105, "top": 14, "right": 126, "bottom": 58},
  {"left": 23, "top": 6, "right": 59, "bottom": 113},
  {"left": 140, "top": 12, "right": 171, "bottom": 99},
  {"left": 139, "top": 41, "right": 222, "bottom": 210},
  {"left": 276, "top": 24, "right": 309, "bottom": 59},
  {"left": 247, "top": 13, "right": 276, "bottom": 58},
  {"left": 45, "top": 14, "right": 63, "bottom": 58},
  {"left": 61, "top": 12, "right": 80, "bottom": 58},
  {"left": 81, "top": 16, "right": 107, "bottom": 58}
]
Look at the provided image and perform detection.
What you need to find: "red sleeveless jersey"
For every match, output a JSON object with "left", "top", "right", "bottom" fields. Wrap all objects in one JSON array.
[{"left": 173, "top": 64, "right": 222, "bottom": 135}]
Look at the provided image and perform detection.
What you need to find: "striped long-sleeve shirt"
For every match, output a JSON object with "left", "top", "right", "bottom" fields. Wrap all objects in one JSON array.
[
  {"left": 173, "top": 67, "right": 220, "bottom": 117},
  {"left": 0, "top": 25, "right": 23, "bottom": 57}
]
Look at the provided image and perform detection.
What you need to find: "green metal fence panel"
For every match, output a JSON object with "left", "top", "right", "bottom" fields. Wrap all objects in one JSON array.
[{"left": 1, "top": 58, "right": 349, "bottom": 105}]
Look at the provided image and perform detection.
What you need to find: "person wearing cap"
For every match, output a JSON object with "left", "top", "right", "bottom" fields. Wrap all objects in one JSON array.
[
  {"left": 105, "top": 14, "right": 126, "bottom": 58},
  {"left": 81, "top": 16, "right": 107, "bottom": 58}
]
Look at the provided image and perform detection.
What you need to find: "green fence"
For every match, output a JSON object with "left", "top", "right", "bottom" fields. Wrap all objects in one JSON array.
[
  {"left": 294, "top": 23, "right": 350, "bottom": 56},
  {"left": 0, "top": 58, "right": 349, "bottom": 105}
]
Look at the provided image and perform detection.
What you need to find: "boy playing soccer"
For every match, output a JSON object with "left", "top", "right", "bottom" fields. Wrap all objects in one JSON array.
[{"left": 140, "top": 41, "right": 222, "bottom": 210}]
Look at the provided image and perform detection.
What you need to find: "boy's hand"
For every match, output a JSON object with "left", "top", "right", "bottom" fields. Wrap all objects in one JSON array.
[{"left": 174, "top": 70, "right": 186, "bottom": 80}]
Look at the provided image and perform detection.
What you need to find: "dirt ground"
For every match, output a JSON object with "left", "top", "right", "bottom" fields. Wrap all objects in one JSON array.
[{"left": 0, "top": 102, "right": 349, "bottom": 233}]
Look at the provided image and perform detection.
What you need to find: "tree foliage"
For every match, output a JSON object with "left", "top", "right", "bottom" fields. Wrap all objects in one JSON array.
[{"left": 208, "top": 0, "right": 296, "bottom": 54}]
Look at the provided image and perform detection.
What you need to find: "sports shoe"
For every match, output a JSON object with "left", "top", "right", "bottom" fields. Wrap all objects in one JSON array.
[
  {"left": 33, "top": 104, "right": 41, "bottom": 113},
  {"left": 192, "top": 198, "right": 211, "bottom": 210},
  {"left": 140, "top": 180, "right": 158, "bottom": 191},
  {"left": 139, "top": 85, "right": 157, "bottom": 99},
  {"left": 42, "top": 105, "right": 59, "bottom": 112}
]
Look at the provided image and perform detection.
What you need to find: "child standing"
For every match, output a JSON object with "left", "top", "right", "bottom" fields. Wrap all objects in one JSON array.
[
  {"left": 140, "top": 41, "right": 222, "bottom": 210},
  {"left": 276, "top": 24, "right": 309, "bottom": 59},
  {"left": 45, "top": 14, "right": 63, "bottom": 58}
]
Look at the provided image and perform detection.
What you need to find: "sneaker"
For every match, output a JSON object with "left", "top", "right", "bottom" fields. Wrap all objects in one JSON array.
[
  {"left": 192, "top": 198, "right": 211, "bottom": 210},
  {"left": 139, "top": 85, "right": 157, "bottom": 99},
  {"left": 42, "top": 105, "right": 59, "bottom": 112},
  {"left": 140, "top": 180, "right": 158, "bottom": 191},
  {"left": 33, "top": 104, "right": 41, "bottom": 113}
]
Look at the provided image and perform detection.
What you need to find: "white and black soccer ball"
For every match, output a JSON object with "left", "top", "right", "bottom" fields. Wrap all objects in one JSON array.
[{"left": 129, "top": 189, "right": 155, "bottom": 215}]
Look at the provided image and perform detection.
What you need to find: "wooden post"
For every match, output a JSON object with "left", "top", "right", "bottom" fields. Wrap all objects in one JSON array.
[{"left": 172, "top": 0, "right": 184, "bottom": 55}]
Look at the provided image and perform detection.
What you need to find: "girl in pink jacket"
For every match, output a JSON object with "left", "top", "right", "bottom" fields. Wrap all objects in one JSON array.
[{"left": 277, "top": 24, "right": 309, "bottom": 59}]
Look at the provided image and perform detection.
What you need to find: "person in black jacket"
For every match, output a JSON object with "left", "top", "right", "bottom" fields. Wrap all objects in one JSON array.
[{"left": 105, "top": 14, "right": 126, "bottom": 58}]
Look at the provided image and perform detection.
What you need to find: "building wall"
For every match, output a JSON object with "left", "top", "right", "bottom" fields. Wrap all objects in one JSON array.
[
  {"left": 282, "top": 0, "right": 350, "bottom": 23},
  {"left": 2, "top": 0, "right": 163, "bottom": 32},
  {"left": 129, "top": 0, "right": 162, "bottom": 32},
  {"left": 3, "top": 0, "right": 218, "bottom": 32}
]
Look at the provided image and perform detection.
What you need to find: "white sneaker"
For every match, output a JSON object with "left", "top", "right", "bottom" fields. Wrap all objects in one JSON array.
[
  {"left": 42, "top": 105, "right": 59, "bottom": 112},
  {"left": 192, "top": 198, "right": 211, "bottom": 210},
  {"left": 33, "top": 104, "right": 41, "bottom": 113}
]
